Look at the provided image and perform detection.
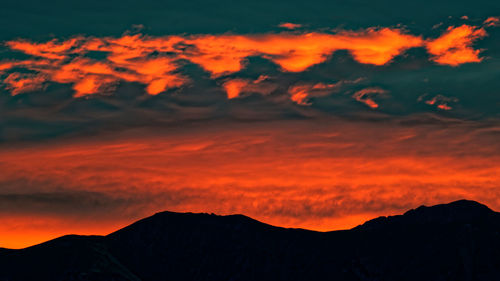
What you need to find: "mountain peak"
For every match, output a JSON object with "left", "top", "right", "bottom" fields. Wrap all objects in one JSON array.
[
  {"left": 404, "top": 199, "right": 493, "bottom": 219},
  {"left": 356, "top": 199, "right": 496, "bottom": 230},
  {"left": 107, "top": 210, "right": 273, "bottom": 241}
]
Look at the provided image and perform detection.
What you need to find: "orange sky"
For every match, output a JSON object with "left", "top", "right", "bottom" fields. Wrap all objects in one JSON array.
[{"left": 1, "top": 118, "right": 499, "bottom": 249}]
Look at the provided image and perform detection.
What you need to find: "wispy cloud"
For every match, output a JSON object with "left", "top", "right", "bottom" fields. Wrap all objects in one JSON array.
[
  {"left": 222, "top": 76, "right": 276, "bottom": 99},
  {"left": 1, "top": 118, "right": 499, "bottom": 248},
  {"left": 419, "top": 94, "right": 458, "bottom": 110},
  {"left": 288, "top": 82, "right": 343, "bottom": 105},
  {"left": 484, "top": 17, "right": 500, "bottom": 27},
  {"left": 352, "top": 87, "right": 388, "bottom": 108},
  {"left": 278, "top": 22, "right": 303, "bottom": 30}
]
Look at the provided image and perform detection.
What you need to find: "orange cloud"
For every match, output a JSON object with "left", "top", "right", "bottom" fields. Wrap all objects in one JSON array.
[
  {"left": 0, "top": 24, "right": 488, "bottom": 97},
  {"left": 0, "top": 61, "right": 18, "bottom": 73},
  {"left": 484, "top": 17, "right": 500, "bottom": 27},
  {"left": 2, "top": 34, "right": 188, "bottom": 97},
  {"left": 420, "top": 94, "right": 458, "bottom": 110},
  {"left": 3, "top": 73, "right": 47, "bottom": 95},
  {"left": 222, "top": 76, "right": 277, "bottom": 99},
  {"left": 184, "top": 28, "right": 422, "bottom": 73},
  {"left": 352, "top": 87, "right": 388, "bottom": 108},
  {"left": 1, "top": 55, "right": 187, "bottom": 97},
  {"left": 223, "top": 79, "right": 250, "bottom": 99},
  {"left": 5, "top": 38, "right": 83, "bottom": 60},
  {"left": 426, "top": 25, "right": 487, "bottom": 66},
  {"left": 278, "top": 22, "right": 303, "bottom": 30},
  {"left": 339, "top": 28, "right": 423, "bottom": 65},
  {"left": 288, "top": 82, "right": 340, "bottom": 105}
]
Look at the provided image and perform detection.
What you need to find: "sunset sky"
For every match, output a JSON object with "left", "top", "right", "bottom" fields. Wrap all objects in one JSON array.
[{"left": 0, "top": 0, "right": 499, "bottom": 248}]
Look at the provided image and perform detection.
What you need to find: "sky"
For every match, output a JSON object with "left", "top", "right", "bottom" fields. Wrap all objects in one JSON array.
[{"left": 0, "top": 0, "right": 499, "bottom": 248}]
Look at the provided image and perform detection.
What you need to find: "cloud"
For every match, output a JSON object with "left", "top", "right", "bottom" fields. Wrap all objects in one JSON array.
[
  {"left": 0, "top": 187, "right": 209, "bottom": 218},
  {"left": 418, "top": 94, "right": 458, "bottom": 110},
  {"left": 288, "top": 82, "right": 341, "bottom": 105},
  {"left": 484, "top": 17, "right": 500, "bottom": 27},
  {"left": 31, "top": 54, "right": 186, "bottom": 97},
  {"left": 177, "top": 30, "right": 421, "bottom": 75},
  {"left": 352, "top": 87, "right": 388, "bottom": 108},
  {"left": 5, "top": 37, "right": 83, "bottom": 60},
  {"left": 425, "top": 25, "right": 487, "bottom": 66},
  {"left": 278, "top": 22, "right": 303, "bottom": 30},
  {"left": 0, "top": 61, "right": 20, "bottom": 73},
  {"left": 0, "top": 24, "right": 489, "bottom": 98},
  {"left": 222, "top": 76, "right": 277, "bottom": 99},
  {"left": 3, "top": 73, "right": 47, "bottom": 95},
  {"left": 222, "top": 79, "right": 251, "bottom": 99}
]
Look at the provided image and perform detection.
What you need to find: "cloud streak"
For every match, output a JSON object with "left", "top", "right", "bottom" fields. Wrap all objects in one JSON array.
[
  {"left": 352, "top": 87, "right": 388, "bottom": 108},
  {"left": 0, "top": 118, "right": 499, "bottom": 248},
  {"left": 419, "top": 94, "right": 459, "bottom": 110},
  {"left": 278, "top": 22, "right": 303, "bottom": 30},
  {"left": 288, "top": 82, "right": 342, "bottom": 105}
]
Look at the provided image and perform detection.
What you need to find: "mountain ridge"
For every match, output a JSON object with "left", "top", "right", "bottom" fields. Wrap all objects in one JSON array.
[{"left": 2, "top": 199, "right": 500, "bottom": 281}]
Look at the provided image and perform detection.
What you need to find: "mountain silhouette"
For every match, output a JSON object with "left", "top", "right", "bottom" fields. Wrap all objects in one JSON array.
[{"left": 2, "top": 199, "right": 500, "bottom": 281}]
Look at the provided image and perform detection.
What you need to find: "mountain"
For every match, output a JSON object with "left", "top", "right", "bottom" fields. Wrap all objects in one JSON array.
[{"left": 2, "top": 199, "right": 500, "bottom": 281}]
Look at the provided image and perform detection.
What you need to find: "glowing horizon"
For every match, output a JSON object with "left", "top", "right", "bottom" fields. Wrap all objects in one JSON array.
[{"left": 1, "top": 118, "right": 499, "bottom": 248}]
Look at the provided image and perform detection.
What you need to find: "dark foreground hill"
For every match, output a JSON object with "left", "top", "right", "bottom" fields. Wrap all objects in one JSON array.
[{"left": 2, "top": 199, "right": 500, "bottom": 281}]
